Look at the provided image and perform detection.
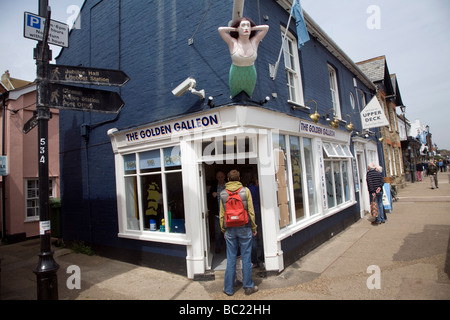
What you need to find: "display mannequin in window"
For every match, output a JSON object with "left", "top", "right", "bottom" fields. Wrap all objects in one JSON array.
[{"left": 218, "top": 17, "right": 269, "bottom": 99}]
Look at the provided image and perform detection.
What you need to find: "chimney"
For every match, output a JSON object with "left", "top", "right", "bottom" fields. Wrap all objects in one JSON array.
[{"left": 1, "top": 70, "right": 14, "bottom": 90}]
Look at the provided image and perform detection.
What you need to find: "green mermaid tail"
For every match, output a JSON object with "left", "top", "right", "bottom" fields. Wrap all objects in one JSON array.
[{"left": 229, "top": 64, "right": 257, "bottom": 98}]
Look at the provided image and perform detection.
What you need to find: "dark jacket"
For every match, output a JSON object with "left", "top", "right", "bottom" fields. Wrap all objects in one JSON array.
[
  {"left": 427, "top": 163, "right": 438, "bottom": 175},
  {"left": 366, "top": 169, "right": 384, "bottom": 194}
]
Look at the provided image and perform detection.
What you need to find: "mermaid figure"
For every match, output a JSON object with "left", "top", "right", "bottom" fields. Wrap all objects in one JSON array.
[{"left": 218, "top": 17, "right": 269, "bottom": 98}]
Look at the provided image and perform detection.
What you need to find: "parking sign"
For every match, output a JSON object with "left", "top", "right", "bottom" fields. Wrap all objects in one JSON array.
[{"left": 24, "top": 12, "right": 69, "bottom": 48}]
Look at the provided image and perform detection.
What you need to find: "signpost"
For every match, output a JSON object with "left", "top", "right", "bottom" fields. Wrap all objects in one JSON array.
[
  {"left": 48, "top": 83, "right": 125, "bottom": 113},
  {"left": 23, "top": 111, "right": 38, "bottom": 134},
  {"left": 24, "top": 1, "right": 129, "bottom": 300},
  {"left": 49, "top": 64, "right": 129, "bottom": 87},
  {"left": 24, "top": 12, "right": 69, "bottom": 48}
]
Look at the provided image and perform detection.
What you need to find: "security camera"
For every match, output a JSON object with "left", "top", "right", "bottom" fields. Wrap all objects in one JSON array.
[
  {"left": 172, "top": 77, "right": 205, "bottom": 99},
  {"left": 172, "top": 77, "right": 196, "bottom": 97}
]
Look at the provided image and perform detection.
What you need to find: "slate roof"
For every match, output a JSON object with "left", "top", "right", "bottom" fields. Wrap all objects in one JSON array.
[
  {"left": 356, "top": 56, "right": 386, "bottom": 83},
  {"left": 356, "top": 55, "right": 395, "bottom": 96}
]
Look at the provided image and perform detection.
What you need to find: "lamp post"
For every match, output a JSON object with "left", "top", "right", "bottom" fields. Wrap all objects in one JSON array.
[{"left": 32, "top": 0, "right": 59, "bottom": 300}]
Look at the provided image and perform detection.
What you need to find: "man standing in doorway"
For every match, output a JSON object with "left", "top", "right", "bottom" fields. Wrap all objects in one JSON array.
[
  {"left": 211, "top": 170, "right": 226, "bottom": 253},
  {"left": 220, "top": 169, "right": 258, "bottom": 296}
]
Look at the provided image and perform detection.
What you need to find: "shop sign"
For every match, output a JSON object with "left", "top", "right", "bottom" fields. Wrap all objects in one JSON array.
[
  {"left": 361, "top": 96, "right": 389, "bottom": 129},
  {"left": 316, "top": 140, "right": 327, "bottom": 208},
  {"left": 300, "top": 121, "right": 336, "bottom": 138},
  {"left": 124, "top": 113, "right": 221, "bottom": 143}
]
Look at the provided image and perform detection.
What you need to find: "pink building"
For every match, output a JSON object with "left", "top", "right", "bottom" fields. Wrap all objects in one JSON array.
[{"left": 1, "top": 72, "right": 60, "bottom": 242}]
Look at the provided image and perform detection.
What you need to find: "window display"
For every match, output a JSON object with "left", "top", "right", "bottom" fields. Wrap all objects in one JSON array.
[
  {"left": 303, "top": 138, "right": 318, "bottom": 216},
  {"left": 122, "top": 146, "right": 185, "bottom": 234},
  {"left": 289, "top": 136, "right": 304, "bottom": 221},
  {"left": 323, "top": 142, "right": 353, "bottom": 210},
  {"left": 273, "top": 134, "right": 290, "bottom": 228}
]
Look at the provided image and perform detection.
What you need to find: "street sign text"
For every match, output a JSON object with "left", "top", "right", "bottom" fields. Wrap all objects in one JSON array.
[
  {"left": 49, "top": 64, "right": 130, "bottom": 87},
  {"left": 24, "top": 12, "right": 69, "bottom": 48}
]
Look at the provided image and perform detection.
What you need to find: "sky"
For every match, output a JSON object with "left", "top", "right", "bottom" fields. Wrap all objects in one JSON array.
[{"left": 1, "top": 0, "right": 450, "bottom": 149}]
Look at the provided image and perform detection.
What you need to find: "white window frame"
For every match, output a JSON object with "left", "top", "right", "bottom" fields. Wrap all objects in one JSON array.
[
  {"left": 281, "top": 27, "right": 305, "bottom": 107},
  {"left": 359, "top": 90, "right": 367, "bottom": 112},
  {"left": 323, "top": 149, "right": 353, "bottom": 210},
  {"left": 350, "top": 92, "right": 356, "bottom": 110},
  {"left": 273, "top": 133, "right": 354, "bottom": 233},
  {"left": 398, "top": 147, "right": 403, "bottom": 174},
  {"left": 392, "top": 146, "right": 397, "bottom": 176},
  {"left": 118, "top": 144, "right": 190, "bottom": 245},
  {"left": 25, "top": 179, "right": 54, "bottom": 221},
  {"left": 328, "top": 64, "right": 341, "bottom": 119},
  {"left": 388, "top": 145, "right": 393, "bottom": 175}
]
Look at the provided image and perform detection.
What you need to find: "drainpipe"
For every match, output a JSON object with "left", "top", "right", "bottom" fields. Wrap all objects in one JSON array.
[{"left": 1, "top": 91, "right": 8, "bottom": 243}]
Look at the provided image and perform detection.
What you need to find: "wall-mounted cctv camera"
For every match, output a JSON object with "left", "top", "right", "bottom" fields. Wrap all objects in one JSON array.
[{"left": 172, "top": 77, "right": 205, "bottom": 99}]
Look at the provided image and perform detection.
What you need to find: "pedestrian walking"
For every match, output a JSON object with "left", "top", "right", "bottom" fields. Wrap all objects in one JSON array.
[
  {"left": 422, "top": 162, "right": 428, "bottom": 177},
  {"left": 416, "top": 162, "right": 423, "bottom": 181},
  {"left": 220, "top": 169, "right": 258, "bottom": 296},
  {"left": 427, "top": 161, "right": 439, "bottom": 189},
  {"left": 367, "top": 163, "right": 385, "bottom": 224}
]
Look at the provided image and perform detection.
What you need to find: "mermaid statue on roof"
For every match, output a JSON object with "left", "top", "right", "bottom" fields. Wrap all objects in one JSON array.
[{"left": 218, "top": 17, "right": 269, "bottom": 99}]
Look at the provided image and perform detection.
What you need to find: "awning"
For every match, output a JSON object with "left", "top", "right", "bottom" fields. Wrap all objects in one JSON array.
[{"left": 323, "top": 142, "right": 353, "bottom": 158}]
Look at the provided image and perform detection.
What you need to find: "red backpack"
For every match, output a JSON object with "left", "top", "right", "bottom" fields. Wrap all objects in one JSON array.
[{"left": 224, "top": 187, "right": 248, "bottom": 227}]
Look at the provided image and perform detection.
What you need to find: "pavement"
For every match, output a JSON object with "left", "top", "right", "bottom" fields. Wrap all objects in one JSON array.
[{"left": 1, "top": 171, "right": 449, "bottom": 301}]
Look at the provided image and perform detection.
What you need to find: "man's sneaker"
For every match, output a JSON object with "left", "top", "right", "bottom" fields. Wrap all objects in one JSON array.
[{"left": 244, "top": 286, "right": 259, "bottom": 295}]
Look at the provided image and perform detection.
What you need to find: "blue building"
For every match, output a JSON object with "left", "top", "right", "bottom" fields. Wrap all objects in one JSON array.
[{"left": 57, "top": 0, "right": 379, "bottom": 278}]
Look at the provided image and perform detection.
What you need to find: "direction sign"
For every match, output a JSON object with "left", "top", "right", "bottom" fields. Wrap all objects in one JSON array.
[
  {"left": 23, "top": 113, "right": 39, "bottom": 134},
  {"left": 49, "top": 65, "right": 130, "bottom": 87},
  {"left": 48, "top": 83, "right": 124, "bottom": 114},
  {"left": 24, "top": 12, "right": 69, "bottom": 48}
]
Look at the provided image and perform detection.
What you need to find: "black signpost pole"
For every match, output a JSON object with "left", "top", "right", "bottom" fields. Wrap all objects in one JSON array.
[
  {"left": 33, "top": 0, "right": 59, "bottom": 300},
  {"left": 22, "top": 0, "right": 128, "bottom": 300}
]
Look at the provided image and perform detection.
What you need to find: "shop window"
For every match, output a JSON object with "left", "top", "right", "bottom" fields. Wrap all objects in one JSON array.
[
  {"left": 342, "top": 161, "right": 350, "bottom": 202},
  {"left": 273, "top": 134, "right": 290, "bottom": 228},
  {"left": 323, "top": 144, "right": 353, "bottom": 209},
  {"left": 325, "top": 161, "right": 335, "bottom": 208},
  {"left": 289, "top": 136, "right": 304, "bottom": 221},
  {"left": 123, "top": 146, "right": 185, "bottom": 234},
  {"left": 303, "top": 138, "right": 318, "bottom": 216},
  {"left": 273, "top": 134, "right": 319, "bottom": 229}
]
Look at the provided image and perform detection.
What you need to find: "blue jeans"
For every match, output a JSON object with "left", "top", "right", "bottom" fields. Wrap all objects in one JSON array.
[
  {"left": 375, "top": 192, "right": 385, "bottom": 222},
  {"left": 224, "top": 227, "right": 254, "bottom": 295}
]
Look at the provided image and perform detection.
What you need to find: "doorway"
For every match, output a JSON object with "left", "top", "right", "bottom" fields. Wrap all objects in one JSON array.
[
  {"left": 357, "top": 152, "right": 368, "bottom": 218},
  {"left": 202, "top": 161, "right": 261, "bottom": 270}
]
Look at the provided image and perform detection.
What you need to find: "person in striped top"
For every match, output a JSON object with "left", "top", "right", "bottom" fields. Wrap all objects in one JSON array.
[{"left": 366, "top": 163, "right": 385, "bottom": 224}]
